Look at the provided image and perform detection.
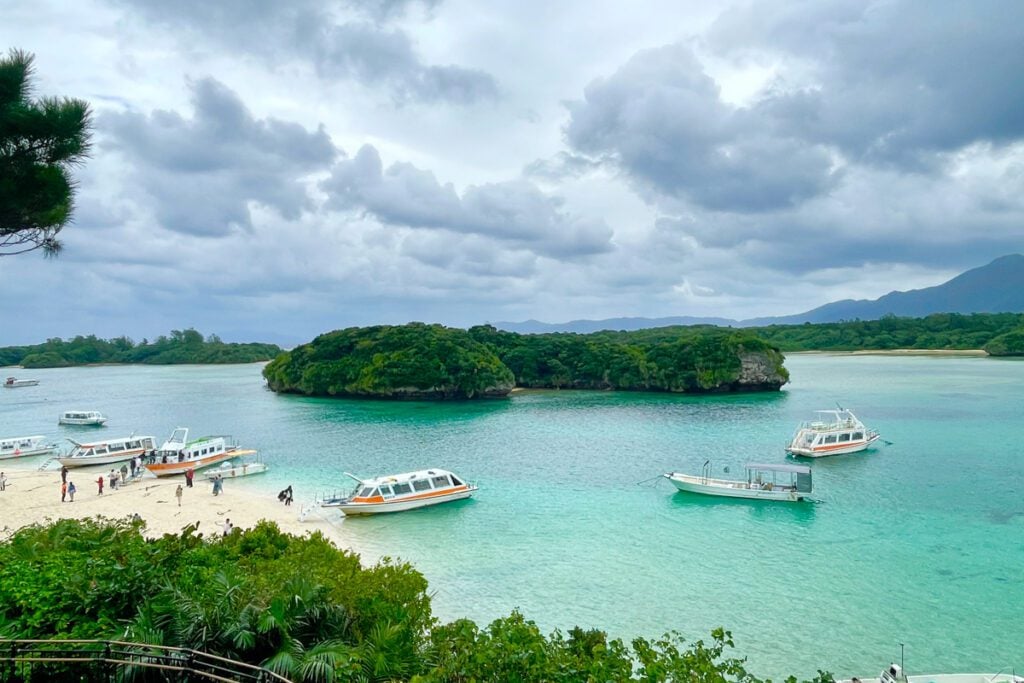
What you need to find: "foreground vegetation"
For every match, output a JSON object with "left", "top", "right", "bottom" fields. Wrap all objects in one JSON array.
[
  {"left": 0, "top": 328, "right": 282, "bottom": 367},
  {"left": 263, "top": 323, "right": 789, "bottom": 399},
  {"left": 748, "top": 313, "right": 1024, "bottom": 356},
  {"left": 0, "top": 518, "right": 833, "bottom": 682}
]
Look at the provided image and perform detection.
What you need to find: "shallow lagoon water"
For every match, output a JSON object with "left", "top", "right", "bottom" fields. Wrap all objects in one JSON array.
[{"left": 3, "top": 354, "right": 1022, "bottom": 677}]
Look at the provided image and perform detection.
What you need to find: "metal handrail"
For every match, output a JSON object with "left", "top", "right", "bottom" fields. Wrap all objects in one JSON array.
[{"left": 0, "top": 638, "right": 292, "bottom": 682}]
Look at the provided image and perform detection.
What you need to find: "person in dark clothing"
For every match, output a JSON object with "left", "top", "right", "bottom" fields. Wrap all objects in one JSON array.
[
  {"left": 60, "top": 465, "right": 69, "bottom": 483},
  {"left": 185, "top": 468, "right": 194, "bottom": 488}
]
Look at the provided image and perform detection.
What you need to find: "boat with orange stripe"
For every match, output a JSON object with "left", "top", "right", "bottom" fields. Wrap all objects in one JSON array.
[
  {"left": 785, "top": 406, "right": 880, "bottom": 457},
  {"left": 319, "top": 468, "right": 477, "bottom": 515},
  {"left": 144, "top": 427, "right": 256, "bottom": 477}
]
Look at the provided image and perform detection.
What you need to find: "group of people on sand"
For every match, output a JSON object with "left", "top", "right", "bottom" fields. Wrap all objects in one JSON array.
[{"left": 277, "top": 485, "right": 293, "bottom": 506}]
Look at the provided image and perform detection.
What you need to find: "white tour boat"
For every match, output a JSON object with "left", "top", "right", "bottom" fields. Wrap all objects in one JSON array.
[
  {"left": 319, "top": 468, "right": 477, "bottom": 515},
  {"left": 842, "top": 663, "right": 1023, "bottom": 683},
  {"left": 786, "top": 407, "right": 880, "bottom": 457},
  {"left": 664, "top": 461, "right": 813, "bottom": 502},
  {"left": 144, "top": 427, "right": 256, "bottom": 477},
  {"left": 57, "top": 435, "right": 158, "bottom": 468},
  {"left": 59, "top": 410, "right": 108, "bottom": 426},
  {"left": 0, "top": 435, "right": 59, "bottom": 460},
  {"left": 4, "top": 376, "right": 39, "bottom": 388}
]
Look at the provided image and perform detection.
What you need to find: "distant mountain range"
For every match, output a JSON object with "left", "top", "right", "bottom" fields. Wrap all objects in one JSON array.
[{"left": 495, "top": 254, "right": 1024, "bottom": 334}]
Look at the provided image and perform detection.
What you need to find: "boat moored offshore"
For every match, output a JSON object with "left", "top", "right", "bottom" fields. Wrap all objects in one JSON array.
[
  {"left": 664, "top": 461, "right": 813, "bottom": 502},
  {"left": 4, "top": 377, "right": 39, "bottom": 388},
  {"left": 144, "top": 427, "right": 256, "bottom": 477},
  {"left": 319, "top": 468, "right": 477, "bottom": 516},
  {"left": 0, "top": 435, "right": 59, "bottom": 460},
  {"left": 59, "top": 410, "right": 108, "bottom": 426},
  {"left": 786, "top": 407, "right": 880, "bottom": 457},
  {"left": 57, "top": 435, "right": 157, "bottom": 468}
]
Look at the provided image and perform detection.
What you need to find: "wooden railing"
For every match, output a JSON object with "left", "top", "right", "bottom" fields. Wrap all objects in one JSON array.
[{"left": 0, "top": 639, "right": 292, "bottom": 682}]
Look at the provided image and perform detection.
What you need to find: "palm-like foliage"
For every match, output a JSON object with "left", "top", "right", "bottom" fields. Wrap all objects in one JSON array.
[{"left": 0, "top": 48, "right": 92, "bottom": 256}]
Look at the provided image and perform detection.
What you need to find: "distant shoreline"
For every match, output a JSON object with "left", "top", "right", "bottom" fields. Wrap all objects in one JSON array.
[{"left": 787, "top": 349, "right": 988, "bottom": 357}]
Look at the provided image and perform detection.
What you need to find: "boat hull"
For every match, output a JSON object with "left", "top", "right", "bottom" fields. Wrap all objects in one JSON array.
[
  {"left": 666, "top": 474, "right": 807, "bottom": 502},
  {"left": 202, "top": 462, "right": 269, "bottom": 480},
  {"left": 59, "top": 418, "right": 107, "bottom": 426},
  {"left": 4, "top": 380, "right": 39, "bottom": 388},
  {"left": 787, "top": 432, "right": 880, "bottom": 457},
  {"left": 0, "top": 446, "right": 57, "bottom": 460},
  {"left": 145, "top": 449, "right": 256, "bottom": 477},
  {"left": 323, "top": 486, "right": 476, "bottom": 515}
]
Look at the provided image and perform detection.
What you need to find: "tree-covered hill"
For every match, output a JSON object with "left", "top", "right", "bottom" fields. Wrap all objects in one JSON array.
[
  {"left": 263, "top": 323, "right": 516, "bottom": 399},
  {"left": 263, "top": 323, "right": 789, "bottom": 399},
  {"left": 0, "top": 329, "right": 282, "bottom": 367},
  {"left": 745, "top": 312, "right": 1024, "bottom": 355}
]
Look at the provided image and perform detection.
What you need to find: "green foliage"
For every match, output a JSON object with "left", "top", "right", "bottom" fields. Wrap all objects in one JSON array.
[
  {"left": 264, "top": 323, "right": 787, "bottom": 399},
  {"left": 0, "top": 519, "right": 837, "bottom": 682},
  {"left": 751, "top": 313, "right": 1024, "bottom": 352},
  {"left": 0, "top": 49, "right": 92, "bottom": 256},
  {"left": 0, "top": 329, "right": 282, "bottom": 367},
  {"left": 263, "top": 323, "right": 516, "bottom": 399},
  {"left": 983, "top": 327, "right": 1024, "bottom": 356}
]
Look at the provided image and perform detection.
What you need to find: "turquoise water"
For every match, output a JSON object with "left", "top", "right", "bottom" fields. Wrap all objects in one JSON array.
[{"left": 2, "top": 355, "right": 1022, "bottom": 677}]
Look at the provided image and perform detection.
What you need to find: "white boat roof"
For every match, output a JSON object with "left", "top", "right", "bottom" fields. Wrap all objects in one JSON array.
[
  {"left": 353, "top": 468, "right": 460, "bottom": 486},
  {"left": 62, "top": 410, "right": 105, "bottom": 415},
  {"left": 2, "top": 435, "right": 46, "bottom": 441},
  {"left": 746, "top": 462, "right": 811, "bottom": 474},
  {"left": 70, "top": 435, "right": 154, "bottom": 447}
]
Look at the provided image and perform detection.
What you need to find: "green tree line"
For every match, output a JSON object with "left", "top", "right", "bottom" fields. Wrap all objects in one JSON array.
[
  {"left": 263, "top": 323, "right": 789, "bottom": 399},
  {"left": 746, "top": 313, "right": 1024, "bottom": 355},
  {"left": 0, "top": 328, "right": 282, "bottom": 367},
  {"left": 0, "top": 518, "right": 834, "bottom": 683}
]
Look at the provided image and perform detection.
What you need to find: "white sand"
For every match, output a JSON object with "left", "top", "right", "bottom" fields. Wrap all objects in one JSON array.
[{"left": 0, "top": 464, "right": 347, "bottom": 545}]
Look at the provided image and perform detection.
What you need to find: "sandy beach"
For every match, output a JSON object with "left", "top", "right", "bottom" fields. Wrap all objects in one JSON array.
[{"left": 0, "top": 464, "right": 347, "bottom": 545}]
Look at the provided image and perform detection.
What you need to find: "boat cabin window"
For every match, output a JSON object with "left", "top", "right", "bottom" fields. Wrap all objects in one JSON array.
[
  {"left": 412, "top": 479, "right": 432, "bottom": 492},
  {"left": 823, "top": 434, "right": 837, "bottom": 444},
  {"left": 392, "top": 482, "right": 412, "bottom": 495},
  {"left": 838, "top": 433, "right": 851, "bottom": 442},
  {"left": 431, "top": 475, "right": 451, "bottom": 488},
  {"left": 109, "top": 443, "right": 124, "bottom": 452},
  {"left": 358, "top": 487, "right": 374, "bottom": 498},
  {"left": 379, "top": 485, "right": 393, "bottom": 496},
  {"left": 450, "top": 475, "right": 464, "bottom": 486},
  {"left": 852, "top": 431, "right": 863, "bottom": 440}
]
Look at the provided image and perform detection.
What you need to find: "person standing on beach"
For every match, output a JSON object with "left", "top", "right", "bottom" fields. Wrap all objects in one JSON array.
[
  {"left": 0, "top": 472, "right": 7, "bottom": 491},
  {"left": 222, "top": 518, "right": 232, "bottom": 537},
  {"left": 67, "top": 481, "right": 76, "bottom": 502},
  {"left": 175, "top": 484, "right": 183, "bottom": 507},
  {"left": 108, "top": 469, "right": 116, "bottom": 490},
  {"left": 96, "top": 475, "right": 104, "bottom": 495},
  {"left": 129, "top": 457, "right": 136, "bottom": 478},
  {"left": 120, "top": 463, "right": 128, "bottom": 485},
  {"left": 60, "top": 465, "right": 68, "bottom": 483},
  {"left": 61, "top": 481, "right": 67, "bottom": 502},
  {"left": 185, "top": 467, "right": 194, "bottom": 488}
]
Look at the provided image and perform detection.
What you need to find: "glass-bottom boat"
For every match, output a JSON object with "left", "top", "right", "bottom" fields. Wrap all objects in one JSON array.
[{"left": 319, "top": 468, "right": 477, "bottom": 515}]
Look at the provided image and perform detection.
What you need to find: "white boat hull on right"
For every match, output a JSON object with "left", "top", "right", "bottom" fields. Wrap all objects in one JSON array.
[{"left": 666, "top": 473, "right": 808, "bottom": 502}]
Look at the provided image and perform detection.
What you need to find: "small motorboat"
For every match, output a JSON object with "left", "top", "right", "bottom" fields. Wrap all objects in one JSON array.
[
  {"left": 318, "top": 468, "right": 477, "bottom": 516},
  {"left": 58, "top": 435, "right": 158, "bottom": 468},
  {"left": 59, "top": 410, "right": 108, "bottom": 426},
  {"left": 0, "top": 435, "right": 59, "bottom": 460},
  {"left": 4, "top": 377, "right": 39, "bottom": 388},
  {"left": 202, "top": 457, "right": 269, "bottom": 480},
  {"left": 786, "top": 407, "right": 879, "bottom": 457},
  {"left": 664, "top": 461, "right": 812, "bottom": 502},
  {"left": 144, "top": 427, "right": 256, "bottom": 477}
]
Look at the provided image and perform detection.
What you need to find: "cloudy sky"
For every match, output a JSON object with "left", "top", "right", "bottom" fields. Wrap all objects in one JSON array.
[{"left": 2, "top": 0, "right": 1023, "bottom": 345}]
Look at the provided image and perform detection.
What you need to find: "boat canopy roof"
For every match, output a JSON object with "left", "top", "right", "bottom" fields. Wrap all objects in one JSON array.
[
  {"left": 349, "top": 468, "right": 460, "bottom": 487},
  {"left": 746, "top": 462, "right": 811, "bottom": 474}
]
